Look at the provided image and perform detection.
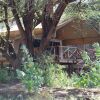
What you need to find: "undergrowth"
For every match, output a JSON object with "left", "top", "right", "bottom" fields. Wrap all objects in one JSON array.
[
  {"left": 15, "top": 43, "right": 100, "bottom": 91},
  {"left": 16, "top": 45, "right": 68, "bottom": 92},
  {"left": 71, "top": 43, "right": 100, "bottom": 88},
  {"left": 0, "top": 67, "right": 15, "bottom": 83}
]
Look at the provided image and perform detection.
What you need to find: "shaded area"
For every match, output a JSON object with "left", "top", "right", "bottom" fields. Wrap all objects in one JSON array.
[{"left": 0, "top": 83, "right": 100, "bottom": 100}]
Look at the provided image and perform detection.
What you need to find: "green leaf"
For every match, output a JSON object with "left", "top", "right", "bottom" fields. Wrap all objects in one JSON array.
[{"left": 16, "top": 69, "right": 25, "bottom": 79}]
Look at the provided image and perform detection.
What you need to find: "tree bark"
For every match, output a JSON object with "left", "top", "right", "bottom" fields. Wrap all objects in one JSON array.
[
  {"left": 10, "top": 0, "right": 26, "bottom": 45},
  {"left": 40, "top": 0, "right": 73, "bottom": 52},
  {"left": 40, "top": 0, "right": 76, "bottom": 52},
  {"left": 23, "top": 16, "right": 34, "bottom": 55},
  {"left": 39, "top": 0, "right": 53, "bottom": 52}
]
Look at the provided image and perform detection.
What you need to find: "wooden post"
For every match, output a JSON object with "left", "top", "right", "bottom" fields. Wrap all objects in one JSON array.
[{"left": 59, "top": 43, "right": 63, "bottom": 61}]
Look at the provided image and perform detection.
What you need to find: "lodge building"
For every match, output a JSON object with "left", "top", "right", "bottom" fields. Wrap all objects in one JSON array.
[{"left": 0, "top": 18, "right": 100, "bottom": 66}]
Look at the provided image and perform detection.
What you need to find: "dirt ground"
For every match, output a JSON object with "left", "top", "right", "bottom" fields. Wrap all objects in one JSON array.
[{"left": 0, "top": 82, "right": 100, "bottom": 100}]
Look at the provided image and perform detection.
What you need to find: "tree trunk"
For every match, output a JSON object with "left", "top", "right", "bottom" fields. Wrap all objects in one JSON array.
[
  {"left": 40, "top": 0, "right": 76, "bottom": 52},
  {"left": 23, "top": 16, "right": 34, "bottom": 55},
  {"left": 39, "top": 0, "right": 53, "bottom": 52}
]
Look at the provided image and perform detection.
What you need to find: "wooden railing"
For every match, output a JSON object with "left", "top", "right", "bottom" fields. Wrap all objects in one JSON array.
[{"left": 53, "top": 46, "right": 82, "bottom": 64}]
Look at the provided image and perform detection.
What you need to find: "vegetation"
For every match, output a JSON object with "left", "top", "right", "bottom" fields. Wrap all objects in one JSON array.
[
  {"left": 61, "top": 0, "right": 100, "bottom": 33},
  {"left": 0, "top": 68, "right": 10, "bottom": 83},
  {"left": 37, "top": 52, "right": 68, "bottom": 87},
  {"left": 0, "top": 43, "right": 100, "bottom": 91},
  {"left": 71, "top": 43, "right": 100, "bottom": 88},
  {"left": 0, "top": 42, "right": 100, "bottom": 90},
  {"left": 16, "top": 45, "right": 68, "bottom": 92},
  {"left": 16, "top": 45, "right": 43, "bottom": 92},
  {"left": 62, "top": 0, "right": 100, "bottom": 20},
  {"left": 0, "top": 67, "right": 15, "bottom": 83},
  {"left": 16, "top": 43, "right": 100, "bottom": 91}
]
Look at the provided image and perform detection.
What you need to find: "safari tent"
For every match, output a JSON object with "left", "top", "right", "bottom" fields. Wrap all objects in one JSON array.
[
  {"left": 0, "top": 17, "right": 99, "bottom": 47},
  {"left": 0, "top": 18, "right": 100, "bottom": 64}
]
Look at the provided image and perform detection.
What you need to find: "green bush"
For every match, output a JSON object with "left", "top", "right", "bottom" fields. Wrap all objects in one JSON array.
[
  {"left": 71, "top": 43, "right": 100, "bottom": 88},
  {"left": 0, "top": 67, "right": 15, "bottom": 83},
  {"left": 44, "top": 65, "right": 67, "bottom": 87},
  {"left": 0, "top": 68, "right": 9, "bottom": 83},
  {"left": 37, "top": 52, "right": 68, "bottom": 88},
  {"left": 16, "top": 45, "right": 43, "bottom": 92},
  {"left": 16, "top": 46, "right": 68, "bottom": 92}
]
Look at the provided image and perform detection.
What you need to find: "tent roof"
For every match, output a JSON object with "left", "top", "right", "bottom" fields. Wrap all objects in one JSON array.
[
  {"left": 0, "top": 18, "right": 100, "bottom": 45},
  {"left": 56, "top": 18, "right": 100, "bottom": 45}
]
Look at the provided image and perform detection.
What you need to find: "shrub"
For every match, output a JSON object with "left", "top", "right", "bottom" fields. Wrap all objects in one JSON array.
[
  {"left": 0, "top": 67, "right": 15, "bottom": 83},
  {"left": 37, "top": 52, "right": 68, "bottom": 88},
  {"left": 16, "top": 46, "right": 68, "bottom": 92},
  {"left": 16, "top": 45, "right": 43, "bottom": 92},
  {"left": 72, "top": 43, "right": 100, "bottom": 88},
  {"left": 0, "top": 68, "right": 9, "bottom": 83}
]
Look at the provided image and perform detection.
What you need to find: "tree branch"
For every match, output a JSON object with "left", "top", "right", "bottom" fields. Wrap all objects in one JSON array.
[
  {"left": 39, "top": 0, "right": 76, "bottom": 52},
  {"left": 4, "top": 6, "right": 10, "bottom": 40},
  {"left": 10, "top": 0, "right": 25, "bottom": 38},
  {"left": 53, "top": 0, "right": 76, "bottom": 26},
  {"left": 0, "top": 1, "right": 7, "bottom": 7}
]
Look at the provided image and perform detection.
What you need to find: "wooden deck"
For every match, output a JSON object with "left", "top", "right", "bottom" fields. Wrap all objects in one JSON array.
[
  {"left": 0, "top": 46, "right": 95, "bottom": 66},
  {"left": 59, "top": 59, "right": 77, "bottom": 64},
  {"left": 54, "top": 46, "right": 82, "bottom": 64}
]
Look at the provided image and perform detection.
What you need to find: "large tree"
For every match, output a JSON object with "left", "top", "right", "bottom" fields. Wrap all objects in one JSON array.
[{"left": 0, "top": 0, "right": 77, "bottom": 68}]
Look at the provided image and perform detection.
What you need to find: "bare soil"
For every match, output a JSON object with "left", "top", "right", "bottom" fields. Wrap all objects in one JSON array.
[{"left": 0, "top": 82, "right": 100, "bottom": 99}]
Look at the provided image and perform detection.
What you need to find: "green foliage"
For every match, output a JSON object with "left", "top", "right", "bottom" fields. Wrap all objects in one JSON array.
[
  {"left": 37, "top": 52, "right": 68, "bottom": 88},
  {"left": 0, "top": 68, "right": 9, "bottom": 83},
  {"left": 87, "top": 15, "right": 100, "bottom": 32},
  {"left": 71, "top": 43, "right": 100, "bottom": 88},
  {"left": 81, "top": 51, "right": 91, "bottom": 64},
  {"left": 16, "top": 46, "right": 68, "bottom": 91},
  {"left": 15, "top": 0, "right": 46, "bottom": 16},
  {"left": 61, "top": 0, "right": 100, "bottom": 27},
  {"left": 0, "top": 67, "right": 15, "bottom": 83},
  {"left": 16, "top": 45, "right": 43, "bottom": 92},
  {"left": 93, "top": 43, "right": 100, "bottom": 60},
  {"left": 44, "top": 64, "right": 67, "bottom": 87}
]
